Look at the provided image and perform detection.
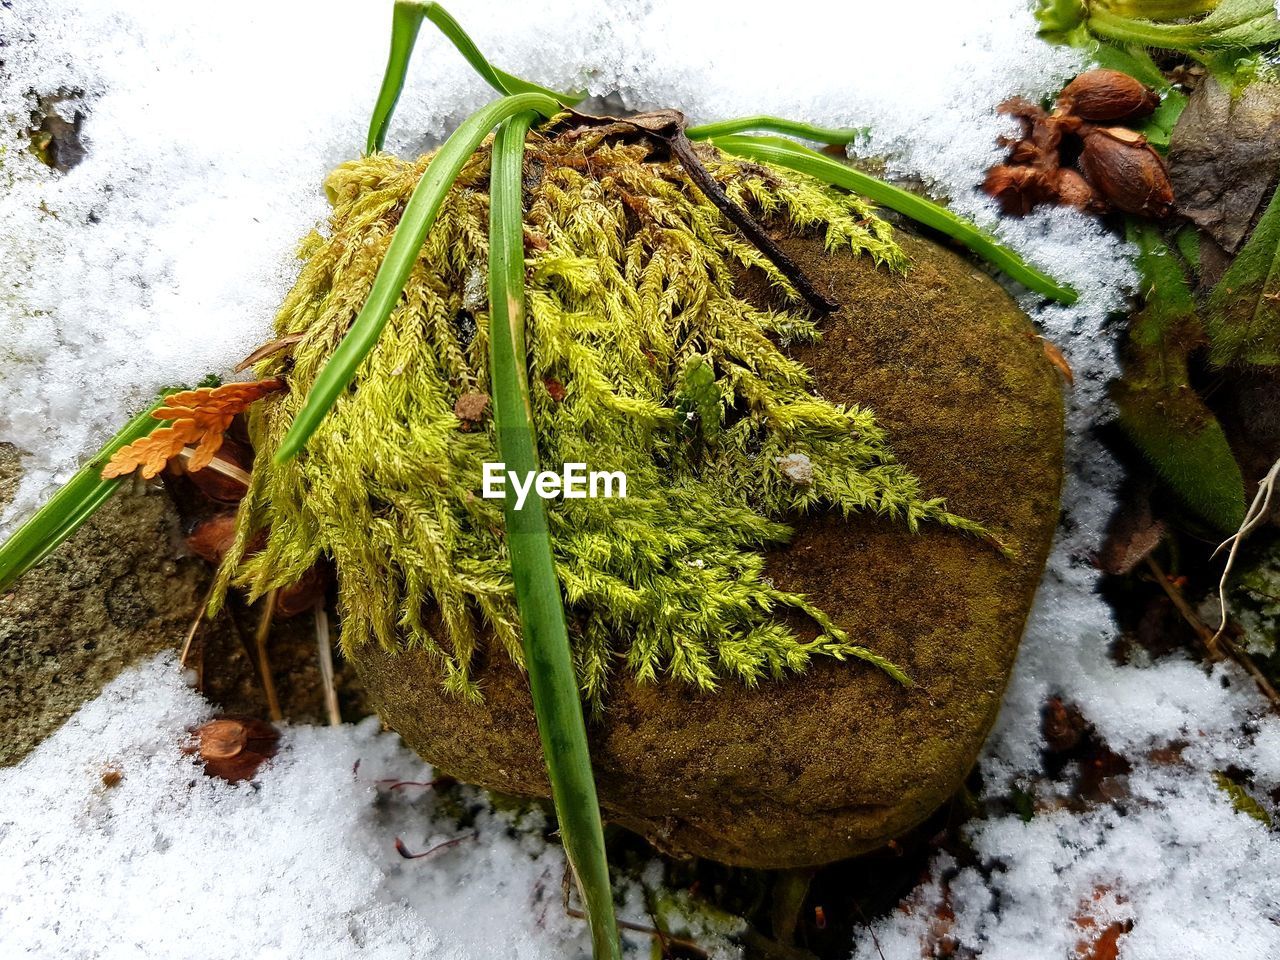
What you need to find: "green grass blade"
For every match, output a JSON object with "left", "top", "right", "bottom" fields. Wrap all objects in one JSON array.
[
  {"left": 0, "top": 394, "right": 173, "bottom": 593},
  {"left": 419, "top": 3, "right": 583, "bottom": 102},
  {"left": 686, "top": 115, "right": 867, "bottom": 145},
  {"left": 367, "top": 1, "right": 582, "bottom": 155},
  {"left": 367, "top": 1, "right": 428, "bottom": 154},
  {"left": 489, "top": 111, "right": 621, "bottom": 960},
  {"left": 277, "top": 91, "right": 561, "bottom": 463},
  {"left": 709, "top": 133, "right": 1078, "bottom": 304}
]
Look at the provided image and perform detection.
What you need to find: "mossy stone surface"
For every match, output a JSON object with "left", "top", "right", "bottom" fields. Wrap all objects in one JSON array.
[{"left": 353, "top": 228, "right": 1064, "bottom": 868}]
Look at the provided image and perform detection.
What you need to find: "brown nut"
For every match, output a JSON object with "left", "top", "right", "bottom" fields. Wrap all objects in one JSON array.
[
  {"left": 1052, "top": 168, "right": 1105, "bottom": 213},
  {"left": 274, "top": 561, "right": 332, "bottom": 620},
  {"left": 188, "top": 716, "right": 279, "bottom": 783},
  {"left": 1059, "top": 69, "right": 1160, "bottom": 122},
  {"left": 982, "top": 164, "right": 1057, "bottom": 216},
  {"left": 185, "top": 511, "right": 240, "bottom": 565},
  {"left": 1078, "top": 126, "right": 1173, "bottom": 218}
]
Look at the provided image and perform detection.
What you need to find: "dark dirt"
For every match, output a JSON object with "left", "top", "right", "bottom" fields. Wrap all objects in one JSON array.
[{"left": 354, "top": 225, "right": 1066, "bottom": 868}]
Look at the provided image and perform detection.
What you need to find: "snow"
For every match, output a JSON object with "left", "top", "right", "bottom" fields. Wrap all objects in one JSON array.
[
  {"left": 0, "top": 655, "right": 733, "bottom": 960},
  {"left": 3, "top": 0, "right": 1280, "bottom": 957},
  {"left": 0, "top": 0, "right": 1085, "bottom": 524}
]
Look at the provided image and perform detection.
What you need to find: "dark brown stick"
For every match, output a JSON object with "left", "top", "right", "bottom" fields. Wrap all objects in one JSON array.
[
  {"left": 1145, "top": 555, "right": 1280, "bottom": 708},
  {"left": 563, "top": 108, "right": 839, "bottom": 315},
  {"left": 666, "top": 132, "right": 838, "bottom": 315}
]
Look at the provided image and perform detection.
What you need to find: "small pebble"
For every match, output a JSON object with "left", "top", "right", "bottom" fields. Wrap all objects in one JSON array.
[{"left": 776, "top": 452, "right": 813, "bottom": 485}]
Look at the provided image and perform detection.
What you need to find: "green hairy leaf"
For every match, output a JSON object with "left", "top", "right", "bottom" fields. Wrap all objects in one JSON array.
[
  {"left": 1111, "top": 223, "right": 1246, "bottom": 532},
  {"left": 1206, "top": 177, "right": 1280, "bottom": 367}
]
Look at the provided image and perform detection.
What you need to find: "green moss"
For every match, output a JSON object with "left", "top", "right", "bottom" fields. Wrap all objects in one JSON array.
[{"left": 216, "top": 130, "right": 984, "bottom": 705}]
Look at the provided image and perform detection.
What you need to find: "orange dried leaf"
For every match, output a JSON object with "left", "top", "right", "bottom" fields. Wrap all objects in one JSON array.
[
  {"left": 1037, "top": 336, "right": 1075, "bottom": 386},
  {"left": 102, "top": 378, "right": 284, "bottom": 480}
]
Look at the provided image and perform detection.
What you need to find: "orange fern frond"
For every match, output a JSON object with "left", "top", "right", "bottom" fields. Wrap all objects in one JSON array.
[{"left": 102, "top": 378, "right": 284, "bottom": 480}]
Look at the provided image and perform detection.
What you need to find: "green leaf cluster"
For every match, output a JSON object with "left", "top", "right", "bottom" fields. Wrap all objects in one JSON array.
[{"left": 1040, "top": 0, "right": 1280, "bottom": 53}]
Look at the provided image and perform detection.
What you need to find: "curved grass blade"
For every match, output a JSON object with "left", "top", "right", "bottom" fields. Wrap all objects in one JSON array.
[
  {"left": 367, "top": 0, "right": 583, "bottom": 155},
  {"left": 489, "top": 111, "right": 622, "bottom": 960},
  {"left": 277, "top": 91, "right": 561, "bottom": 463},
  {"left": 0, "top": 393, "right": 175, "bottom": 593},
  {"left": 686, "top": 115, "right": 866, "bottom": 145},
  {"left": 709, "top": 133, "right": 1077, "bottom": 304}
]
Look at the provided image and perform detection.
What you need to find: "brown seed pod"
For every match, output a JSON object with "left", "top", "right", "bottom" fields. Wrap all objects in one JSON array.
[
  {"left": 180, "top": 435, "right": 253, "bottom": 503},
  {"left": 1059, "top": 69, "right": 1160, "bottom": 123},
  {"left": 274, "top": 561, "right": 332, "bottom": 620},
  {"left": 185, "top": 511, "right": 240, "bottom": 565},
  {"left": 982, "top": 164, "right": 1057, "bottom": 216},
  {"left": 1051, "top": 168, "right": 1105, "bottom": 214},
  {"left": 1078, "top": 126, "right": 1174, "bottom": 218},
  {"left": 188, "top": 716, "right": 279, "bottom": 783}
]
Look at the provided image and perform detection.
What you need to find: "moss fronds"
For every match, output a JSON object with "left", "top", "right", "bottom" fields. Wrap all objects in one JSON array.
[{"left": 218, "top": 130, "right": 983, "bottom": 705}]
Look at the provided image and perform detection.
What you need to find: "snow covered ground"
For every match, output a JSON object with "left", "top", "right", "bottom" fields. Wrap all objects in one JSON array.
[{"left": 2, "top": 0, "right": 1279, "bottom": 957}]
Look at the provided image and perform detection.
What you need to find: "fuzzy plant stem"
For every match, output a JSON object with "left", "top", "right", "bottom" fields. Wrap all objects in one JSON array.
[
  {"left": 489, "top": 112, "right": 622, "bottom": 960},
  {"left": 1086, "top": 1, "right": 1278, "bottom": 50},
  {"left": 709, "top": 133, "right": 1078, "bottom": 304},
  {"left": 276, "top": 91, "right": 561, "bottom": 463},
  {"left": 0, "top": 392, "right": 174, "bottom": 592},
  {"left": 1097, "top": 0, "right": 1221, "bottom": 16}
]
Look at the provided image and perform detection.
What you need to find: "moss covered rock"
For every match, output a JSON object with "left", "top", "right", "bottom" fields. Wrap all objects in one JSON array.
[{"left": 352, "top": 227, "right": 1064, "bottom": 868}]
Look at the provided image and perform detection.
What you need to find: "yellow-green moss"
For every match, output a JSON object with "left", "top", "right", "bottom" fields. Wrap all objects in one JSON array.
[{"left": 216, "top": 130, "right": 984, "bottom": 704}]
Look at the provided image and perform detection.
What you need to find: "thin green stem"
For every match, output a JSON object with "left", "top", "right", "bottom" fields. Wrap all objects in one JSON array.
[
  {"left": 686, "top": 115, "right": 866, "bottom": 145},
  {"left": 277, "top": 92, "right": 561, "bottom": 463},
  {"left": 709, "top": 134, "right": 1077, "bottom": 304},
  {"left": 1087, "top": 8, "right": 1215, "bottom": 47},
  {"left": 367, "top": 1, "right": 582, "bottom": 155},
  {"left": 489, "top": 112, "right": 621, "bottom": 960},
  {"left": 0, "top": 393, "right": 174, "bottom": 593}
]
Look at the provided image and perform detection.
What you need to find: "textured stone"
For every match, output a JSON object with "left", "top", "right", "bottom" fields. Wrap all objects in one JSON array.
[
  {"left": 0, "top": 446, "right": 205, "bottom": 766},
  {"left": 354, "top": 227, "right": 1065, "bottom": 868}
]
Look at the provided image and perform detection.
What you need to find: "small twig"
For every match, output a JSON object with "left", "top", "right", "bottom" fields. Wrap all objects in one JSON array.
[
  {"left": 560, "top": 866, "right": 709, "bottom": 958},
  {"left": 666, "top": 133, "right": 838, "bottom": 315},
  {"left": 564, "top": 108, "right": 839, "bottom": 316},
  {"left": 235, "top": 332, "right": 304, "bottom": 372},
  {"left": 179, "top": 578, "right": 218, "bottom": 671},
  {"left": 1145, "top": 555, "right": 1280, "bottom": 708},
  {"left": 178, "top": 447, "right": 252, "bottom": 487},
  {"left": 394, "top": 832, "right": 476, "bottom": 860},
  {"left": 255, "top": 588, "right": 283, "bottom": 722},
  {"left": 376, "top": 777, "right": 447, "bottom": 791},
  {"left": 1213, "top": 457, "right": 1280, "bottom": 644},
  {"left": 314, "top": 600, "right": 341, "bottom": 726}
]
